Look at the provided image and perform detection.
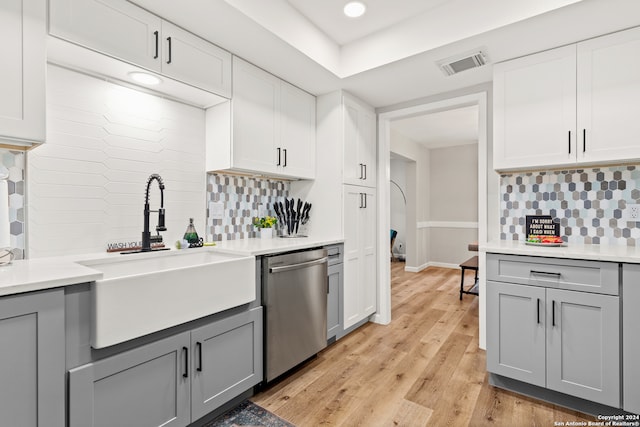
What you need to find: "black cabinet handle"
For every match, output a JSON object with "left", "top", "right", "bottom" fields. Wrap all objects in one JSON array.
[
  {"left": 583, "top": 129, "right": 586, "bottom": 152},
  {"left": 277, "top": 147, "right": 281, "bottom": 166},
  {"left": 363, "top": 164, "right": 367, "bottom": 180},
  {"left": 537, "top": 298, "right": 540, "bottom": 324},
  {"left": 359, "top": 193, "right": 364, "bottom": 208},
  {"left": 182, "top": 346, "right": 188, "bottom": 378},
  {"left": 568, "top": 130, "right": 571, "bottom": 154},
  {"left": 552, "top": 300, "right": 556, "bottom": 327},
  {"left": 363, "top": 193, "right": 367, "bottom": 209},
  {"left": 359, "top": 163, "right": 363, "bottom": 179},
  {"left": 283, "top": 149, "right": 287, "bottom": 167},
  {"left": 530, "top": 270, "right": 561, "bottom": 277},
  {"left": 196, "top": 342, "right": 203, "bottom": 372},
  {"left": 153, "top": 31, "right": 159, "bottom": 59},
  {"left": 167, "top": 37, "right": 172, "bottom": 64}
]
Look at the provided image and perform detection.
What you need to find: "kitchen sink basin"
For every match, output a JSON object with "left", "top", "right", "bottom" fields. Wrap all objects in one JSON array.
[{"left": 79, "top": 250, "right": 256, "bottom": 348}]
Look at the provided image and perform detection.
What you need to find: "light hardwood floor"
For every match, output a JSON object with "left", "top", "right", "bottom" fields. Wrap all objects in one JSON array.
[{"left": 252, "top": 263, "right": 595, "bottom": 426}]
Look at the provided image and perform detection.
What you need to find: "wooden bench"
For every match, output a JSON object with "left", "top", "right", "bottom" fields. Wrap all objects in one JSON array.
[{"left": 459, "top": 255, "right": 479, "bottom": 300}]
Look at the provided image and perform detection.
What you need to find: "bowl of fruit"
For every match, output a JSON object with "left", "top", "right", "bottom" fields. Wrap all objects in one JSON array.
[{"left": 525, "top": 235, "right": 565, "bottom": 246}]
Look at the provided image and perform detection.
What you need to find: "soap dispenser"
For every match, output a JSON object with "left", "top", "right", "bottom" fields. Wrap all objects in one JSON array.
[{"left": 183, "top": 218, "right": 199, "bottom": 244}]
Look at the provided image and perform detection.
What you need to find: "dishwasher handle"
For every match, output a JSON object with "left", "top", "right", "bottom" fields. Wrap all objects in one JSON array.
[{"left": 269, "top": 257, "right": 328, "bottom": 274}]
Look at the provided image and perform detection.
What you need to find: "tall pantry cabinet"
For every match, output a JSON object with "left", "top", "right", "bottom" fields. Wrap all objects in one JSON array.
[{"left": 315, "top": 91, "right": 378, "bottom": 331}]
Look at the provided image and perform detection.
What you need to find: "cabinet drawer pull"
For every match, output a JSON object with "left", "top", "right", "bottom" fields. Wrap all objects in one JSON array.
[
  {"left": 196, "top": 342, "right": 203, "bottom": 372},
  {"left": 568, "top": 130, "right": 571, "bottom": 154},
  {"left": 167, "top": 37, "right": 172, "bottom": 64},
  {"left": 363, "top": 193, "right": 367, "bottom": 208},
  {"left": 583, "top": 129, "right": 586, "bottom": 152},
  {"left": 530, "top": 270, "right": 561, "bottom": 277},
  {"left": 359, "top": 163, "right": 364, "bottom": 179},
  {"left": 537, "top": 298, "right": 541, "bottom": 324},
  {"left": 153, "top": 31, "right": 159, "bottom": 59},
  {"left": 359, "top": 193, "right": 364, "bottom": 208},
  {"left": 277, "top": 147, "right": 281, "bottom": 166},
  {"left": 283, "top": 148, "right": 287, "bottom": 167},
  {"left": 552, "top": 300, "right": 556, "bottom": 327},
  {"left": 182, "top": 346, "right": 188, "bottom": 378},
  {"left": 363, "top": 164, "right": 367, "bottom": 180}
]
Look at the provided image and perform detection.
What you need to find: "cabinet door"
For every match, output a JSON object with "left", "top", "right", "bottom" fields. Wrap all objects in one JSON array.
[
  {"left": 68, "top": 332, "right": 191, "bottom": 427},
  {"left": 493, "top": 45, "right": 577, "bottom": 170},
  {"left": 623, "top": 264, "right": 640, "bottom": 414},
  {"left": 0, "top": 0, "right": 45, "bottom": 144},
  {"left": 343, "top": 96, "right": 363, "bottom": 186},
  {"left": 0, "top": 289, "right": 64, "bottom": 427},
  {"left": 160, "top": 21, "right": 231, "bottom": 98},
  {"left": 546, "top": 288, "right": 620, "bottom": 408},
  {"left": 577, "top": 26, "right": 640, "bottom": 164},
  {"left": 486, "top": 281, "right": 546, "bottom": 387},
  {"left": 231, "top": 57, "right": 279, "bottom": 174},
  {"left": 280, "top": 81, "right": 316, "bottom": 179},
  {"left": 49, "top": 0, "right": 162, "bottom": 72},
  {"left": 361, "top": 189, "right": 377, "bottom": 317},
  {"left": 190, "top": 308, "right": 263, "bottom": 422},
  {"left": 327, "top": 262, "right": 343, "bottom": 340},
  {"left": 343, "top": 186, "right": 363, "bottom": 329},
  {"left": 359, "top": 107, "right": 377, "bottom": 187}
]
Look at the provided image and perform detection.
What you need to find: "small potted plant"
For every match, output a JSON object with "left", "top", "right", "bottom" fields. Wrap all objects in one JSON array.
[{"left": 253, "top": 215, "right": 278, "bottom": 239}]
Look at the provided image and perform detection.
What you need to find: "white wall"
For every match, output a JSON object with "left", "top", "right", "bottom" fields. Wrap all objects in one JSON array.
[
  {"left": 390, "top": 158, "right": 407, "bottom": 257},
  {"left": 428, "top": 144, "right": 479, "bottom": 266},
  {"left": 389, "top": 130, "right": 430, "bottom": 270},
  {"left": 27, "top": 65, "right": 207, "bottom": 257}
]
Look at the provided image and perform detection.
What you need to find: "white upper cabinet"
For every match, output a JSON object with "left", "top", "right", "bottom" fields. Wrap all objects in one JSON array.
[
  {"left": 49, "top": 0, "right": 231, "bottom": 98},
  {"left": 279, "top": 81, "right": 316, "bottom": 179},
  {"left": 0, "top": 0, "right": 46, "bottom": 145},
  {"left": 494, "top": 26, "right": 640, "bottom": 171},
  {"left": 343, "top": 94, "right": 376, "bottom": 187},
  {"left": 207, "top": 57, "right": 316, "bottom": 179},
  {"left": 576, "top": 27, "right": 640, "bottom": 164},
  {"left": 493, "top": 45, "right": 577, "bottom": 170}
]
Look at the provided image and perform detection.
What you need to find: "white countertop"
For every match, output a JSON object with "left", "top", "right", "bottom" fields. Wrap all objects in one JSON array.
[
  {"left": 482, "top": 240, "right": 640, "bottom": 263},
  {"left": 0, "top": 237, "right": 343, "bottom": 297},
  {"left": 206, "top": 236, "right": 344, "bottom": 256}
]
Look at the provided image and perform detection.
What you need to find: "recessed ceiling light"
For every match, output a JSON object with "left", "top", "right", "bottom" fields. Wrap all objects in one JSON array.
[
  {"left": 344, "top": 1, "right": 366, "bottom": 18},
  {"left": 128, "top": 72, "right": 162, "bottom": 86}
]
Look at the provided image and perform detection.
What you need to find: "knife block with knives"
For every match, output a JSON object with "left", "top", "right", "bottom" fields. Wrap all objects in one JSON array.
[{"left": 274, "top": 198, "right": 311, "bottom": 237}]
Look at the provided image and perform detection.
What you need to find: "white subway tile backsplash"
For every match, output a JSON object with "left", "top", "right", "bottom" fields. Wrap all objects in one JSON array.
[{"left": 27, "top": 65, "right": 206, "bottom": 258}]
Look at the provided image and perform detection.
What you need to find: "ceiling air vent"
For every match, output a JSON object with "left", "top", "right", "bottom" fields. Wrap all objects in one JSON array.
[{"left": 438, "top": 51, "right": 488, "bottom": 76}]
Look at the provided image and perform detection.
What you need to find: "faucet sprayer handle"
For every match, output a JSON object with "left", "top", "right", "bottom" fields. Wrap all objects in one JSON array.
[{"left": 156, "top": 208, "right": 167, "bottom": 231}]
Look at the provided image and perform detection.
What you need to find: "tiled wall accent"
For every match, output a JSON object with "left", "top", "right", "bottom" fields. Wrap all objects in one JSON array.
[
  {"left": 26, "top": 65, "right": 206, "bottom": 258},
  {"left": 206, "top": 174, "right": 289, "bottom": 241},
  {"left": 501, "top": 165, "right": 640, "bottom": 245},
  {"left": 1, "top": 149, "right": 25, "bottom": 259}
]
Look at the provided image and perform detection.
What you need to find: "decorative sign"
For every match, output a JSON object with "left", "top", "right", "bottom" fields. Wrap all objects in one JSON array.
[{"left": 526, "top": 215, "right": 560, "bottom": 237}]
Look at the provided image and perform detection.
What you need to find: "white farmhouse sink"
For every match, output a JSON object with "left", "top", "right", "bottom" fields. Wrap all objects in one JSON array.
[{"left": 79, "top": 250, "right": 256, "bottom": 348}]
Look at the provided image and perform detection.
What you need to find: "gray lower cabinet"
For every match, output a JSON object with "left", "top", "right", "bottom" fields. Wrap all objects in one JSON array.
[
  {"left": 486, "top": 281, "right": 546, "bottom": 387},
  {"left": 487, "top": 254, "right": 621, "bottom": 408},
  {"left": 0, "top": 289, "right": 65, "bottom": 427},
  {"left": 69, "top": 307, "right": 263, "bottom": 427},
  {"left": 623, "top": 264, "right": 640, "bottom": 414},
  {"left": 327, "top": 262, "right": 343, "bottom": 341},
  {"left": 190, "top": 308, "right": 263, "bottom": 421},
  {"left": 546, "top": 288, "right": 619, "bottom": 407},
  {"left": 326, "top": 243, "right": 344, "bottom": 341}
]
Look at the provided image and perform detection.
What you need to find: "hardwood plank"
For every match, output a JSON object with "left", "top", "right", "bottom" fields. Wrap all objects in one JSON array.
[{"left": 252, "top": 264, "right": 597, "bottom": 426}]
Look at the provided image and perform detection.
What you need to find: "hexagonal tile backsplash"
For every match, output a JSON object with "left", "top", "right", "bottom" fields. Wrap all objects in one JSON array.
[
  {"left": 206, "top": 173, "right": 289, "bottom": 241},
  {"left": 501, "top": 165, "right": 640, "bottom": 245},
  {"left": 1, "top": 149, "right": 25, "bottom": 259}
]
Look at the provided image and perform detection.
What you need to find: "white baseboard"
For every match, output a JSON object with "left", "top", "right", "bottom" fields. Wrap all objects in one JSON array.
[{"left": 404, "top": 261, "right": 460, "bottom": 272}]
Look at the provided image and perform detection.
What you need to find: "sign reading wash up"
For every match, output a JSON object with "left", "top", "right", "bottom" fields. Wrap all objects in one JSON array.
[{"left": 526, "top": 215, "right": 560, "bottom": 237}]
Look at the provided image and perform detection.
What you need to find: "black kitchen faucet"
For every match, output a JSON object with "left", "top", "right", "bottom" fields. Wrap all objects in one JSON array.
[{"left": 141, "top": 173, "right": 167, "bottom": 252}]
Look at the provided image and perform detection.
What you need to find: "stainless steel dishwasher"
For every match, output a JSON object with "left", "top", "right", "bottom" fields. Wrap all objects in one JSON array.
[{"left": 263, "top": 248, "right": 328, "bottom": 382}]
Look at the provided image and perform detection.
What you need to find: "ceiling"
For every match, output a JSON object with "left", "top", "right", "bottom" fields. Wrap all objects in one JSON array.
[
  {"left": 129, "top": 0, "right": 640, "bottom": 109},
  {"left": 392, "top": 105, "right": 479, "bottom": 149}
]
